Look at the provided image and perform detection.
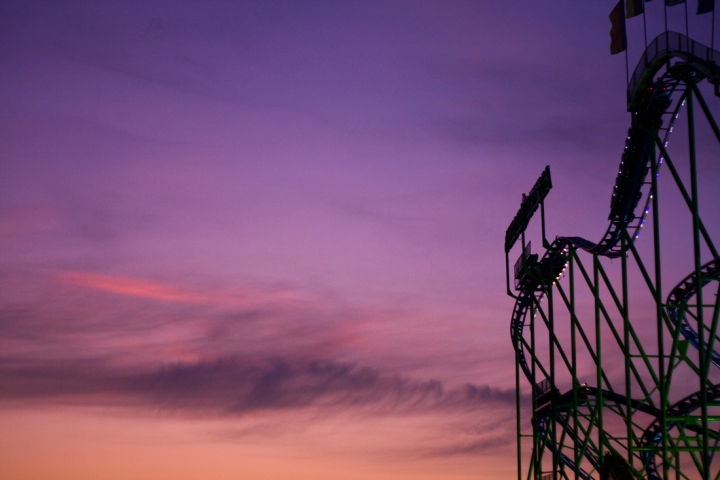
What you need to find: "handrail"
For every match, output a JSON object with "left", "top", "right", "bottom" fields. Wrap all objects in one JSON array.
[{"left": 627, "top": 31, "right": 720, "bottom": 111}]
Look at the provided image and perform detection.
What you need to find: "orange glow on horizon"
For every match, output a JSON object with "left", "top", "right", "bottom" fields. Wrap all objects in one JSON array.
[{"left": 0, "top": 406, "right": 511, "bottom": 480}]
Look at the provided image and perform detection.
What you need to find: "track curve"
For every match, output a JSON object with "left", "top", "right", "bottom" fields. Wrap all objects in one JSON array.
[{"left": 640, "top": 383, "right": 720, "bottom": 480}]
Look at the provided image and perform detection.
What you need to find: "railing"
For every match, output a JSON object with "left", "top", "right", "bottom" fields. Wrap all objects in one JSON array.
[
  {"left": 628, "top": 31, "right": 720, "bottom": 108},
  {"left": 534, "top": 377, "right": 551, "bottom": 403}
]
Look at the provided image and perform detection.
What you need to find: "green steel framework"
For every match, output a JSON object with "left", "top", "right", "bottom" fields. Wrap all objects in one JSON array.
[{"left": 505, "top": 32, "right": 720, "bottom": 480}]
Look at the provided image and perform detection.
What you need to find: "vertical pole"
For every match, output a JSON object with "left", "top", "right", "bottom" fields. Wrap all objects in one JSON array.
[
  {"left": 625, "top": 44, "right": 630, "bottom": 89},
  {"left": 544, "top": 201, "right": 555, "bottom": 480},
  {"left": 624, "top": 0, "right": 630, "bottom": 87},
  {"left": 530, "top": 201, "right": 551, "bottom": 480},
  {"left": 541, "top": 202, "right": 548, "bottom": 249},
  {"left": 547, "top": 282, "right": 560, "bottom": 480},
  {"left": 517, "top": 338, "right": 523, "bottom": 480},
  {"left": 712, "top": 6, "right": 716, "bottom": 53},
  {"left": 643, "top": 6, "right": 649, "bottom": 55},
  {"left": 687, "top": 80, "right": 709, "bottom": 480},
  {"left": 652, "top": 145, "right": 668, "bottom": 480},
  {"left": 531, "top": 300, "right": 539, "bottom": 480},
  {"left": 594, "top": 255, "right": 605, "bottom": 466},
  {"left": 622, "top": 230, "right": 633, "bottom": 466},
  {"left": 570, "top": 252, "right": 579, "bottom": 480}
]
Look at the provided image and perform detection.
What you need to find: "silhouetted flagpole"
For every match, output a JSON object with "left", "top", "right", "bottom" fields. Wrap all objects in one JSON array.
[
  {"left": 625, "top": 1, "right": 630, "bottom": 86},
  {"left": 643, "top": 3, "right": 649, "bottom": 55},
  {"left": 625, "top": 44, "right": 630, "bottom": 86},
  {"left": 712, "top": 6, "right": 716, "bottom": 52}
]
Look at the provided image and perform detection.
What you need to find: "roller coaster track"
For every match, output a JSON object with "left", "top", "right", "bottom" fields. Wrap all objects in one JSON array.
[
  {"left": 666, "top": 258, "right": 720, "bottom": 370},
  {"left": 508, "top": 32, "right": 720, "bottom": 480},
  {"left": 641, "top": 383, "right": 720, "bottom": 480}
]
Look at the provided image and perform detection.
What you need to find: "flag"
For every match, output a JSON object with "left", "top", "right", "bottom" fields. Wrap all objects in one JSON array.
[
  {"left": 610, "top": 0, "right": 627, "bottom": 55},
  {"left": 627, "top": 0, "right": 644, "bottom": 17},
  {"left": 665, "top": 0, "right": 685, "bottom": 5},
  {"left": 698, "top": 0, "right": 714, "bottom": 13}
]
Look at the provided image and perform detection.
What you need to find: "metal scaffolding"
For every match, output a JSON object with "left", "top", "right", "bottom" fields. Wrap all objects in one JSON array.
[{"left": 505, "top": 32, "right": 720, "bottom": 480}]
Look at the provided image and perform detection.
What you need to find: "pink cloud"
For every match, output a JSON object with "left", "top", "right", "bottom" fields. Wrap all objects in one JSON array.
[{"left": 57, "top": 271, "right": 307, "bottom": 307}]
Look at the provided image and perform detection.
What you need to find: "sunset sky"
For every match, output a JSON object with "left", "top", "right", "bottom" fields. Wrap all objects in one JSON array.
[{"left": 2, "top": 2, "right": 720, "bottom": 479}]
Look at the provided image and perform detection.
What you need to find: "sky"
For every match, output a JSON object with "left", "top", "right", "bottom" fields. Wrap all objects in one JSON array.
[{"left": 1, "top": 1, "right": 720, "bottom": 479}]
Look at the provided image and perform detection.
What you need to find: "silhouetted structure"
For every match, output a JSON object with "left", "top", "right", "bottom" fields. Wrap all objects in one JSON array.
[{"left": 506, "top": 31, "right": 720, "bottom": 480}]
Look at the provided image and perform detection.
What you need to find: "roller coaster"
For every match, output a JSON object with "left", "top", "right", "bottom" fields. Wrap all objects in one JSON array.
[{"left": 505, "top": 32, "right": 720, "bottom": 480}]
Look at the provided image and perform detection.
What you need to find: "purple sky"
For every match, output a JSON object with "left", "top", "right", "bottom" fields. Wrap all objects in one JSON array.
[{"left": 2, "top": 1, "right": 720, "bottom": 479}]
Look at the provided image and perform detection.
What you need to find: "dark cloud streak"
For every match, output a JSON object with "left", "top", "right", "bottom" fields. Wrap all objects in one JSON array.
[{"left": 0, "top": 356, "right": 517, "bottom": 418}]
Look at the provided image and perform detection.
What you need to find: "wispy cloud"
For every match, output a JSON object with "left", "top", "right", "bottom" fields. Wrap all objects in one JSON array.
[
  {"left": 0, "top": 355, "right": 516, "bottom": 417},
  {"left": 0, "top": 266, "right": 520, "bottom": 462},
  {"left": 0, "top": 269, "right": 518, "bottom": 449},
  {"left": 0, "top": 270, "right": 362, "bottom": 366},
  {"left": 58, "top": 271, "right": 305, "bottom": 306}
]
